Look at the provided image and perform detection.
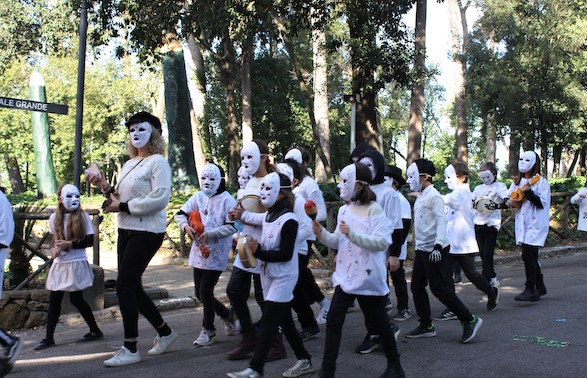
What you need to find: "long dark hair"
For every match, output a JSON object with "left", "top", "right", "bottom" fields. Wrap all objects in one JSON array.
[
  {"left": 514, "top": 152, "right": 541, "bottom": 185},
  {"left": 253, "top": 139, "right": 275, "bottom": 173},
  {"left": 352, "top": 163, "right": 376, "bottom": 205}
]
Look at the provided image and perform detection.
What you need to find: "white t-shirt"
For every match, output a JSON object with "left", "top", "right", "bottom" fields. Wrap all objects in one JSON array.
[
  {"left": 370, "top": 182, "right": 403, "bottom": 231},
  {"left": 507, "top": 176, "right": 551, "bottom": 247},
  {"left": 234, "top": 176, "right": 264, "bottom": 274},
  {"left": 294, "top": 176, "right": 327, "bottom": 222},
  {"left": 571, "top": 188, "right": 587, "bottom": 232},
  {"left": 293, "top": 193, "right": 314, "bottom": 254},
  {"left": 413, "top": 185, "right": 449, "bottom": 252},
  {"left": 472, "top": 181, "right": 509, "bottom": 229},
  {"left": 443, "top": 184, "right": 479, "bottom": 254},
  {"left": 49, "top": 212, "right": 93, "bottom": 263}
]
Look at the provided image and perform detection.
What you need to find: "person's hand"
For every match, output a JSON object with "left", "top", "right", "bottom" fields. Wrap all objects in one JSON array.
[
  {"left": 520, "top": 183, "right": 531, "bottom": 193},
  {"left": 408, "top": 192, "right": 420, "bottom": 198},
  {"left": 507, "top": 199, "right": 522, "bottom": 209},
  {"left": 54, "top": 239, "right": 72, "bottom": 251},
  {"left": 247, "top": 235, "right": 258, "bottom": 254},
  {"left": 229, "top": 206, "right": 244, "bottom": 221},
  {"left": 184, "top": 226, "right": 196, "bottom": 241},
  {"left": 387, "top": 256, "right": 400, "bottom": 272},
  {"left": 102, "top": 193, "right": 120, "bottom": 213},
  {"left": 198, "top": 232, "right": 209, "bottom": 245},
  {"left": 429, "top": 244, "right": 442, "bottom": 263},
  {"left": 339, "top": 220, "right": 350, "bottom": 236},
  {"left": 311, "top": 220, "right": 322, "bottom": 238},
  {"left": 86, "top": 170, "right": 109, "bottom": 191}
]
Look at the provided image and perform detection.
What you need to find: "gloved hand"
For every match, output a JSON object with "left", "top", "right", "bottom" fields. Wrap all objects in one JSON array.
[
  {"left": 429, "top": 244, "right": 443, "bottom": 263},
  {"left": 485, "top": 201, "right": 498, "bottom": 211}
]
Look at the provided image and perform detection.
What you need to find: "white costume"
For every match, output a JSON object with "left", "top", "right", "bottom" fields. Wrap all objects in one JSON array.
[
  {"left": 235, "top": 177, "right": 265, "bottom": 274},
  {"left": 472, "top": 181, "right": 509, "bottom": 230},
  {"left": 507, "top": 176, "right": 551, "bottom": 247},
  {"left": 0, "top": 191, "right": 15, "bottom": 299},
  {"left": 397, "top": 193, "right": 411, "bottom": 260},
  {"left": 571, "top": 188, "right": 587, "bottom": 231},
  {"left": 443, "top": 184, "right": 479, "bottom": 254}
]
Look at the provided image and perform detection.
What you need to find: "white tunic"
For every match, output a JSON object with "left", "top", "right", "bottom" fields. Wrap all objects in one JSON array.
[
  {"left": 293, "top": 194, "right": 313, "bottom": 255},
  {"left": 413, "top": 185, "right": 449, "bottom": 252},
  {"left": 294, "top": 176, "right": 327, "bottom": 222},
  {"left": 472, "top": 181, "right": 509, "bottom": 229},
  {"left": 234, "top": 177, "right": 264, "bottom": 274},
  {"left": 571, "top": 188, "right": 587, "bottom": 231},
  {"left": 508, "top": 176, "right": 551, "bottom": 247},
  {"left": 398, "top": 192, "right": 412, "bottom": 260},
  {"left": 370, "top": 183, "right": 403, "bottom": 231},
  {"left": 443, "top": 184, "right": 479, "bottom": 254},
  {"left": 260, "top": 212, "right": 299, "bottom": 303}
]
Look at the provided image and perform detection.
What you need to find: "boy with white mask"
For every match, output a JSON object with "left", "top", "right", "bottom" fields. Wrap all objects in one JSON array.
[
  {"left": 405, "top": 159, "right": 483, "bottom": 344},
  {"left": 507, "top": 151, "right": 550, "bottom": 302}
]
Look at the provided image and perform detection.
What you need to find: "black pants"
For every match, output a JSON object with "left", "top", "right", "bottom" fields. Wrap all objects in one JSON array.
[
  {"left": 304, "top": 241, "right": 326, "bottom": 304},
  {"left": 475, "top": 224, "right": 498, "bottom": 281},
  {"left": 321, "top": 286, "right": 400, "bottom": 378},
  {"left": 193, "top": 268, "right": 229, "bottom": 331},
  {"left": 117, "top": 229, "right": 166, "bottom": 340},
  {"left": 411, "top": 249, "right": 473, "bottom": 325},
  {"left": 249, "top": 301, "right": 310, "bottom": 374},
  {"left": 46, "top": 290, "right": 100, "bottom": 339},
  {"left": 521, "top": 244, "right": 543, "bottom": 290},
  {"left": 390, "top": 260, "right": 409, "bottom": 311},
  {"left": 446, "top": 254, "right": 495, "bottom": 297},
  {"left": 226, "top": 266, "right": 264, "bottom": 334},
  {"left": 291, "top": 253, "right": 319, "bottom": 329}
]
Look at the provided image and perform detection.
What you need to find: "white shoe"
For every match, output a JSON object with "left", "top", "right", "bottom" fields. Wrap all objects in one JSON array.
[
  {"left": 194, "top": 329, "right": 217, "bottom": 346},
  {"left": 315, "top": 298, "right": 330, "bottom": 325},
  {"left": 490, "top": 277, "right": 500, "bottom": 287},
  {"left": 147, "top": 330, "right": 178, "bottom": 356},
  {"left": 104, "top": 346, "right": 141, "bottom": 367},
  {"left": 224, "top": 318, "right": 241, "bottom": 336},
  {"left": 282, "top": 359, "right": 313, "bottom": 377},
  {"left": 227, "top": 367, "right": 262, "bottom": 378}
]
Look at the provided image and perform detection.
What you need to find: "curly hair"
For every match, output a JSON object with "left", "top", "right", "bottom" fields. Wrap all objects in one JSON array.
[{"left": 127, "top": 128, "right": 166, "bottom": 157}]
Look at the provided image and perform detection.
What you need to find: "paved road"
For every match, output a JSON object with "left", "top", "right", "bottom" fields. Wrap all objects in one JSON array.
[{"left": 9, "top": 251, "right": 587, "bottom": 377}]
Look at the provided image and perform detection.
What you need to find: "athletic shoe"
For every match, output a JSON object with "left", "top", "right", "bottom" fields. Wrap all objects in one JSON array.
[
  {"left": 405, "top": 323, "right": 436, "bottom": 338},
  {"left": 378, "top": 362, "right": 405, "bottom": 378},
  {"left": 316, "top": 299, "right": 330, "bottom": 325},
  {"left": 77, "top": 331, "right": 104, "bottom": 342},
  {"left": 282, "top": 359, "right": 314, "bottom": 377},
  {"left": 487, "top": 287, "right": 499, "bottom": 312},
  {"left": 227, "top": 367, "right": 262, "bottom": 378},
  {"left": 490, "top": 277, "right": 500, "bottom": 287},
  {"left": 434, "top": 309, "right": 457, "bottom": 321},
  {"left": 392, "top": 309, "right": 412, "bottom": 322},
  {"left": 104, "top": 346, "right": 141, "bottom": 367},
  {"left": 34, "top": 338, "right": 55, "bottom": 350},
  {"left": 193, "top": 329, "right": 217, "bottom": 346},
  {"left": 461, "top": 315, "right": 483, "bottom": 344},
  {"left": 355, "top": 334, "right": 380, "bottom": 354},
  {"left": 392, "top": 323, "right": 401, "bottom": 342},
  {"left": 224, "top": 318, "right": 241, "bottom": 336},
  {"left": 453, "top": 273, "right": 462, "bottom": 284},
  {"left": 5, "top": 336, "right": 23, "bottom": 365},
  {"left": 147, "top": 330, "right": 178, "bottom": 356},
  {"left": 299, "top": 326, "right": 321, "bottom": 341}
]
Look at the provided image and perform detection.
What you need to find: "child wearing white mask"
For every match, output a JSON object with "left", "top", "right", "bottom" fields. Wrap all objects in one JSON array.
[
  {"left": 471, "top": 162, "right": 509, "bottom": 287},
  {"left": 174, "top": 163, "right": 239, "bottom": 346},
  {"left": 507, "top": 151, "right": 550, "bottom": 302},
  {"left": 35, "top": 184, "right": 103, "bottom": 350}
]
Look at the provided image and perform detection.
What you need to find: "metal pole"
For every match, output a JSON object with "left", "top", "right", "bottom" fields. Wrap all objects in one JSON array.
[{"left": 73, "top": 0, "right": 89, "bottom": 188}]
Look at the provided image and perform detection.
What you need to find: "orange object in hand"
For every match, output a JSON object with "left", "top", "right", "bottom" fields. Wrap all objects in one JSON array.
[
  {"left": 188, "top": 211, "right": 205, "bottom": 236},
  {"left": 304, "top": 200, "right": 318, "bottom": 220},
  {"left": 509, "top": 174, "right": 541, "bottom": 202}
]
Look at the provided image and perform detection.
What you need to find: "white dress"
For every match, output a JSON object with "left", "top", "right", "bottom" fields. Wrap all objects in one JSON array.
[
  {"left": 443, "top": 184, "right": 479, "bottom": 254},
  {"left": 508, "top": 176, "right": 551, "bottom": 247}
]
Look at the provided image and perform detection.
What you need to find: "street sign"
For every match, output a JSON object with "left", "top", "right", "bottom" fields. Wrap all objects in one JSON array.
[{"left": 0, "top": 96, "right": 68, "bottom": 115}]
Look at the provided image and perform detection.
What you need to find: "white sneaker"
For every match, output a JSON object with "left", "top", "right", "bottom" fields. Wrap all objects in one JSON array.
[
  {"left": 224, "top": 318, "right": 241, "bottom": 336},
  {"left": 490, "top": 277, "right": 500, "bottom": 287},
  {"left": 315, "top": 298, "right": 330, "bottom": 325},
  {"left": 227, "top": 367, "right": 262, "bottom": 378},
  {"left": 282, "top": 359, "right": 313, "bottom": 377},
  {"left": 147, "top": 330, "right": 178, "bottom": 356},
  {"left": 104, "top": 346, "right": 141, "bottom": 367},
  {"left": 193, "top": 329, "right": 217, "bottom": 346}
]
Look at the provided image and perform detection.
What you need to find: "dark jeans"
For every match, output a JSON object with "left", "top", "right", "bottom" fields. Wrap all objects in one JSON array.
[
  {"left": 475, "top": 224, "right": 498, "bottom": 281},
  {"left": 193, "top": 268, "right": 229, "bottom": 331},
  {"left": 390, "top": 260, "right": 409, "bottom": 311},
  {"left": 292, "top": 253, "right": 319, "bottom": 329},
  {"left": 249, "top": 301, "right": 310, "bottom": 375},
  {"left": 46, "top": 290, "right": 100, "bottom": 339},
  {"left": 446, "top": 254, "right": 495, "bottom": 297},
  {"left": 521, "top": 244, "right": 543, "bottom": 290},
  {"left": 411, "top": 249, "right": 473, "bottom": 325},
  {"left": 117, "top": 229, "right": 166, "bottom": 340},
  {"left": 321, "top": 286, "right": 400, "bottom": 378},
  {"left": 226, "top": 266, "right": 264, "bottom": 334}
]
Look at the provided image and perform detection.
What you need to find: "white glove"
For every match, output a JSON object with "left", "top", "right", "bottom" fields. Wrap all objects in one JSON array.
[{"left": 429, "top": 244, "right": 443, "bottom": 263}]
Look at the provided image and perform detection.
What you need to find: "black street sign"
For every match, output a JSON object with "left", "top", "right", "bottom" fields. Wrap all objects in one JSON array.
[{"left": 0, "top": 96, "right": 68, "bottom": 115}]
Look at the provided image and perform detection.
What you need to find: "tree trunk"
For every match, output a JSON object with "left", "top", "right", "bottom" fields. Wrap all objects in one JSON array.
[
  {"left": 485, "top": 109, "right": 496, "bottom": 163},
  {"left": 408, "top": 0, "right": 426, "bottom": 165},
  {"left": 508, "top": 124, "right": 522, "bottom": 179},
  {"left": 553, "top": 144, "right": 562, "bottom": 178},
  {"left": 3, "top": 154, "right": 25, "bottom": 194},
  {"left": 241, "top": 37, "right": 253, "bottom": 146}
]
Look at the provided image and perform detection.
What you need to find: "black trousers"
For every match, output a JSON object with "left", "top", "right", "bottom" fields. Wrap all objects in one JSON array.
[
  {"left": 193, "top": 268, "right": 229, "bottom": 331},
  {"left": 390, "top": 260, "right": 409, "bottom": 311},
  {"left": 446, "top": 253, "right": 495, "bottom": 297},
  {"left": 117, "top": 229, "right": 166, "bottom": 340},
  {"left": 475, "top": 224, "right": 499, "bottom": 281},
  {"left": 291, "top": 253, "right": 319, "bottom": 329},
  {"left": 521, "top": 244, "right": 543, "bottom": 290},
  {"left": 226, "top": 266, "right": 264, "bottom": 334},
  {"left": 46, "top": 290, "right": 100, "bottom": 339}
]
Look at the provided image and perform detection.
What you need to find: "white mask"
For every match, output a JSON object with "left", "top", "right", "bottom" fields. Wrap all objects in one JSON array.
[
  {"left": 384, "top": 175, "right": 393, "bottom": 188},
  {"left": 444, "top": 165, "right": 458, "bottom": 191},
  {"left": 260, "top": 172, "right": 282, "bottom": 208},
  {"left": 285, "top": 148, "right": 303, "bottom": 165},
  {"left": 129, "top": 121, "right": 152, "bottom": 149},
  {"left": 237, "top": 166, "right": 250, "bottom": 190},
  {"left": 338, "top": 164, "right": 357, "bottom": 202},
  {"left": 479, "top": 170, "right": 495, "bottom": 186},
  {"left": 359, "top": 157, "right": 376, "bottom": 181},
  {"left": 199, "top": 164, "right": 221, "bottom": 197},
  {"left": 241, "top": 142, "right": 261, "bottom": 176},
  {"left": 60, "top": 184, "right": 80, "bottom": 211},
  {"left": 518, "top": 151, "right": 536, "bottom": 173},
  {"left": 406, "top": 162, "right": 423, "bottom": 192},
  {"left": 276, "top": 163, "right": 294, "bottom": 188}
]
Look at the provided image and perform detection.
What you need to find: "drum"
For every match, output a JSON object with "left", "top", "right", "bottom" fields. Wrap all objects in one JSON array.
[
  {"left": 237, "top": 194, "right": 267, "bottom": 226},
  {"left": 475, "top": 197, "right": 499, "bottom": 213},
  {"left": 237, "top": 235, "right": 257, "bottom": 268}
]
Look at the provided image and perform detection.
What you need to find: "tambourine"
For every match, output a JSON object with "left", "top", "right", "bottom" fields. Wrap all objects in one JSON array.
[
  {"left": 475, "top": 197, "right": 499, "bottom": 213},
  {"left": 237, "top": 194, "right": 267, "bottom": 226},
  {"left": 237, "top": 235, "right": 257, "bottom": 268}
]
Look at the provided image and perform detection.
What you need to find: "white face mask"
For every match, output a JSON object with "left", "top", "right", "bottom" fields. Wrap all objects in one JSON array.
[
  {"left": 338, "top": 164, "right": 357, "bottom": 202},
  {"left": 199, "top": 164, "right": 221, "bottom": 197},
  {"left": 518, "top": 151, "right": 536, "bottom": 173},
  {"left": 276, "top": 163, "right": 294, "bottom": 188},
  {"left": 129, "top": 121, "right": 152, "bottom": 149},
  {"left": 406, "top": 162, "right": 423, "bottom": 192},
  {"left": 285, "top": 148, "right": 303, "bottom": 165},
  {"left": 359, "top": 157, "right": 376, "bottom": 182},
  {"left": 444, "top": 165, "right": 458, "bottom": 191},
  {"left": 260, "top": 172, "right": 282, "bottom": 208},
  {"left": 60, "top": 184, "right": 80, "bottom": 211},
  {"left": 241, "top": 142, "right": 261, "bottom": 176},
  {"left": 479, "top": 170, "right": 495, "bottom": 186},
  {"left": 384, "top": 175, "right": 393, "bottom": 188},
  {"left": 237, "top": 166, "right": 250, "bottom": 190}
]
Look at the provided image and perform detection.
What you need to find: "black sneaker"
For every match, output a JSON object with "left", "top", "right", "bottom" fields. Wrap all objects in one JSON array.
[
  {"left": 487, "top": 287, "right": 499, "bottom": 312},
  {"left": 77, "top": 331, "right": 104, "bottom": 343},
  {"left": 34, "top": 338, "right": 55, "bottom": 350},
  {"left": 5, "top": 336, "right": 23, "bottom": 365},
  {"left": 299, "top": 326, "right": 321, "bottom": 341},
  {"left": 405, "top": 323, "right": 436, "bottom": 338},
  {"left": 392, "top": 309, "right": 412, "bottom": 322},
  {"left": 433, "top": 309, "right": 457, "bottom": 321},
  {"left": 378, "top": 362, "right": 405, "bottom": 378},
  {"left": 355, "top": 334, "right": 380, "bottom": 354},
  {"left": 461, "top": 315, "right": 483, "bottom": 344}
]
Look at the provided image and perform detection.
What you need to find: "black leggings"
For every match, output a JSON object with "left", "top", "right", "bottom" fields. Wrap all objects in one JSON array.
[
  {"left": 521, "top": 244, "right": 543, "bottom": 290},
  {"left": 46, "top": 290, "right": 100, "bottom": 339},
  {"left": 475, "top": 224, "right": 498, "bottom": 281},
  {"left": 226, "top": 266, "right": 264, "bottom": 335},
  {"left": 291, "top": 253, "right": 319, "bottom": 329},
  {"left": 193, "top": 268, "right": 229, "bottom": 331},
  {"left": 117, "top": 229, "right": 166, "bottom": 340},
  {"left": 446, "top": 254, "right": 495, "bottom": 297}
]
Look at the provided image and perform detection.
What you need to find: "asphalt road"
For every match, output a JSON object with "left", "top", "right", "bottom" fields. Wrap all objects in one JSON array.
[{"left": 9, "top": 251, "right": 587, "bottom": 378}]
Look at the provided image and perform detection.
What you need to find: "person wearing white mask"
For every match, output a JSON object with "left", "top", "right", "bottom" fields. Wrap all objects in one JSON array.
[
  {"left": 570, "top": 177, "right": 587, "bottom": 232},
  {"left": 311, "top": 163, "right": 405, "bottom": 378},
  {"left": 174, "top": 163, "right": 239, "bottom": 347},
  {"left": 404, "top": 159, "right": 483, "bottom": 344},
  {"left": 35, "top": 184, "right": 103, "bottom": 351},
  {"left": 471, "top": 162, "right": 509, "bottom": 287},
  {"left": 86, "top": 111, "right": 177, "bottom": 366},
  {"left": 507, "top": 151, "right": 550, "bottom": 302},
  {"left": 228, "top": 173, "right": 313, "bottom": 378}
]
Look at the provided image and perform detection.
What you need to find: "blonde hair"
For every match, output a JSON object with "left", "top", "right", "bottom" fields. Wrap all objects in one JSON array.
[
  {"left": 127, "top": 128, "right": 166, "bottom": 157},
  {"left": 54, "top": 184, "right": 87, "bottom": 243}
]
